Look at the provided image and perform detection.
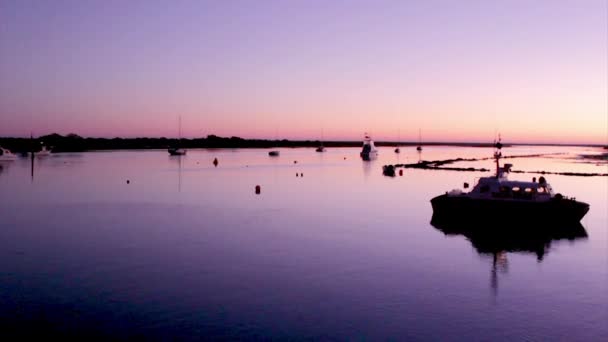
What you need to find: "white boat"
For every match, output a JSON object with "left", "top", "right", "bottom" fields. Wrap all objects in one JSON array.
[
  {"left": 0, "top": 147, "right": 17, "bottom": 161},
  {"left": 431, "top": 138, "right": 589, "bottom": 224},
  {"left": 35, "top": 145, "right": 51, "bottom": 157},
  {"left": 360, "top": 134, "right": 378, "bottom": 160}
]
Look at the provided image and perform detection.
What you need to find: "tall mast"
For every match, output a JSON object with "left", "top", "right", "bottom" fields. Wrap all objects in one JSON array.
[
  {"left": 494, "top": 134, "right": 502, "bottom": 177},
  {"left": 178, "top": 115, "right": 182, "bottom": 140}
]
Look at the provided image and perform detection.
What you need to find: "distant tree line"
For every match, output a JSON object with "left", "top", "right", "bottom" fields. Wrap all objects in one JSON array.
[
  {"left": 0, "top": 133, "right": 527, "bottom": 153},
  {"left": 0, "top": 133, "right": 362, "bottom": 153}
]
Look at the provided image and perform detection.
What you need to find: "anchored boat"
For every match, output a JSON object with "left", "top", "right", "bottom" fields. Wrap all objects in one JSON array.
[
  {"left": 0, "top": 147, "right": 17, "bottom": 161},
  {"left": 430, "top": 139, "right": 589, "bottom": 224},
  {"left": 360, "top": 134, "right": 378, "bottom": 160}
]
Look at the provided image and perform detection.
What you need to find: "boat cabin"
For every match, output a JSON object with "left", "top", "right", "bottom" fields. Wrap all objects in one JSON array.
[{"left": 468, "top": 164, "right": 555, "bottom": 201}]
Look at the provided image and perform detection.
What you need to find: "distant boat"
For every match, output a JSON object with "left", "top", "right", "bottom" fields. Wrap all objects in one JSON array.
[
  {"left": 395, "top": 129, "right": 401, "bottom": 153},
  {"left": 168, "top": 116, "right": 186, "bottom": 156},
  {"left": 360, "top": 134, "right": 378, "bottom": 160},
  {"left": 316, "top": 129, "right": 326, "bottom": 152},
  {"left": 0, "top": 146, "right": 17, "bottom": 161},
  {"left": 268, "top": 127, "right": 281, "bottom": 156},
  {"left": 35, "top": 144, "right": 51, "bottom": 157},
  {"left": 168, "top": 147, "right": 187, "bottom": 156},
  {"left": 416, "top": 128, "right": 423, "bottom": 151}
]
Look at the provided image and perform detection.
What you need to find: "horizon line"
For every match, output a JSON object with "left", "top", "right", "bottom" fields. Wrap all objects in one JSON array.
[{"left": 1, "top": 133, "right": 606, "bottom": 148}]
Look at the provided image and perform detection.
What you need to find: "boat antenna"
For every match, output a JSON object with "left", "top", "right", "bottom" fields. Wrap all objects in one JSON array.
[{"left": 494, "top": 133, "right": 502, "bottom": 177}]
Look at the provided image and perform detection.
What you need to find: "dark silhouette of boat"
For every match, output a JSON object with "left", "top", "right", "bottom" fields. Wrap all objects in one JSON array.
[
  {"left": 168, "top": 116, "right": 186, "bottom": 156},
  {"left": 430, "top": 137, "right": 589, "bottom": 224}
]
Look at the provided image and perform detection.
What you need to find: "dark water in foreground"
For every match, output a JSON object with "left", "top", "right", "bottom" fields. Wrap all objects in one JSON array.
[{"left": 0, "top": 146, "right": 606, "bottom": 340}]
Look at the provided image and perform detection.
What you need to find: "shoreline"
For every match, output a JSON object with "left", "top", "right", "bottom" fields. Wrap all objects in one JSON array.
[{"left": 0, "top": 133, "right": 605, "bottom": 153}]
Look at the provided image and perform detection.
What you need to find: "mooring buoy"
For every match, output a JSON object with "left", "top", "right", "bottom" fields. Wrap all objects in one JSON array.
[{"left": 255, "top": 185, "right": 261, "bottom": 194}]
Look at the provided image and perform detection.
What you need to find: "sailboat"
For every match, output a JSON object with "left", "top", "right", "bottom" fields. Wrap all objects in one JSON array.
[
  {"left": 168, "top": 116, "right": 186, "bottom": 156},
  {"left": 394, "top": 129, "right": 401, "bottom": 153},
  {"left": 416, "top": 129, "right": 423, "bottom": 151},
  {"left": 316, "top": 129, "right": 326, "bottom": 152}
]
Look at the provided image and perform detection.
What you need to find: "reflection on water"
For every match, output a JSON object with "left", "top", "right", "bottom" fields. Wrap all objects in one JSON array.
[
  {"left": 0, "top": 146, "right": 606, "bottom": 340},
  {"left": 431, "top": 214, "right": 589, "bottom": 296},
  {"left": 430, "top": 214, "right": 588, "bottom": 260},
  {"left": 169, "top": 154, "right": 184, "bottom": 192}
]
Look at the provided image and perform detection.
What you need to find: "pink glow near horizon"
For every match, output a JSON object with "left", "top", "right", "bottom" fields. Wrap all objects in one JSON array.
[{"left": 0, "top": 1, "right": 606, "bottom": 145}]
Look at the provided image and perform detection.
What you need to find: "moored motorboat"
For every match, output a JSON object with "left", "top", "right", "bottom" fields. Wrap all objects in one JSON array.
[
  {"left": 268, "top": 150, "right": 280, "bottom": 157},
  {"left": 360, "top": 134, "right": 378, "bottom": 160},
  {"left": 430, "top": 139, "right": 590, "bottom": 224},
  {"left": 35, "top": 145, "right": 51, "bottom": 157},
  {"left": 0, "top": 147, "right": 17, "bottom": 161}
]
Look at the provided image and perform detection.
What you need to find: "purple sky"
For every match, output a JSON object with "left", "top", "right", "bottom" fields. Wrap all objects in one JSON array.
[{"left": 1, "top": 0, "right": 606, "bottom": 143}]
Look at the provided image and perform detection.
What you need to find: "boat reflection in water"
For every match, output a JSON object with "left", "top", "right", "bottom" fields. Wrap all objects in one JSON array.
[
  {"left": 430, "top": 213, "right": 588, "bottom": 261},
  {"left": 431, "top": 213, "right": 588, "bottom": 294}
]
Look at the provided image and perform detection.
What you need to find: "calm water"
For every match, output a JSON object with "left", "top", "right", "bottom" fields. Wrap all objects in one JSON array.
[{"left": 0, "top": 146, "right": 607, "bottom": 340}]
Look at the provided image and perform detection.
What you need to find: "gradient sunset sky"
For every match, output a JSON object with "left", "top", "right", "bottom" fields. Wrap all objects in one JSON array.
[{"left": 1, "top": 0, "right": 606, "bottom": 144}]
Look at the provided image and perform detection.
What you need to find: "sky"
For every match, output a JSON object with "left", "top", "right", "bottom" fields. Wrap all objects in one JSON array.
[{"left": 0, "top": 0, "right": 606, "bottom": 144}]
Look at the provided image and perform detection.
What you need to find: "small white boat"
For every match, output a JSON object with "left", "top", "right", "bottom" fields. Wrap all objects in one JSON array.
[
  {"left": 268, "top": 150, "right": 280, "bottom": 157},
  {"left": 0, "top": 147, "right": 17, "bottom": 161},
  {"left": 35, "top": 145, "right": 51, "bottom": 157},
  {"left": 360, "top": 134, "right": 378, "bottom": 160}
]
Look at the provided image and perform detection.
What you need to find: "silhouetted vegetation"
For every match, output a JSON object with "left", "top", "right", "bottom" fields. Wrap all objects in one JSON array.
[{"left": 0, "top": 133, "right": 509, "bottom": 153}]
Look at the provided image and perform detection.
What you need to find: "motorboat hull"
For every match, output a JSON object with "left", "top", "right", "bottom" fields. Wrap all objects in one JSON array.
[
  {"left": 360, "top": 151, "right": 378, "bottom": 161},
  {"left": 430, "top": 194, "right": 589, "bottom": 224},
  {"left": 168, "top": 148, "right": 186, "bottom": 156}
]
